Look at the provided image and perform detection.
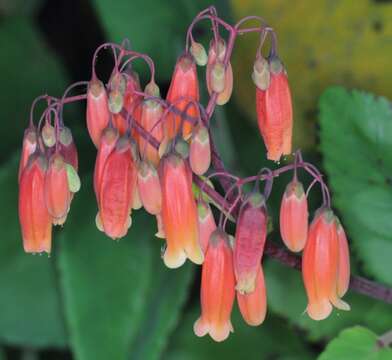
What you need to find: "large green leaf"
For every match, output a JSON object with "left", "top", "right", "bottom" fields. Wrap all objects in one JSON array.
[
  {"left": 265, "top": 260, "right": 392, "bottom": 341},
  {"left": 0, "top": 18, "right": 69, "bottom": 163},
  {"left": 0, "top": 155, "right": 67, "bottom": 348},
  {"left": 128, "top": 243, "right": 194, "bottom": 360},
  {"left": 165, "top": 306, "right": 313, "bottom": 360},
  {"left": 91, "top": 0, "right": 231, "bottom": 80},
  {"left": 319, "top": 87, "right": 392, "bottom": 285},
  {"left": 57, "top": 177, "right": 153, "bottom": 360},
  {"left": 319, "top": 326, "right": 392, "bottom": 360}
]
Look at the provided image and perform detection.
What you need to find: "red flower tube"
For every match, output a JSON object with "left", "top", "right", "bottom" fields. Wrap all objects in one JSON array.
[
  {"left": 189, "top": 125, "right": 211, "bottom": 176},
  {"left": 237, "top": 265, "right": 267, "bottom": 326},
  {"left": 279, "top": 180, "right": 308, "bottom": 252},
  {"left": 233, "top": 191, "right": 267, "bottom": 294},
  {"left": 194, "top": 229, "right": 235, "bottom": 342},
  {"left": 197, "top": 200, "right": 216, "bottom": 254},
  {"left": 137, "top": 160, "right": 162, "bottom": 215},
  {"left": 159, "top": 152, "right": 203, "bottom": 268},
  {"left": 19, "top": 154, "right": 52, "bottom": 253},
  {"left": 18, "top": 127, "right": 37, "bottom": 182}
]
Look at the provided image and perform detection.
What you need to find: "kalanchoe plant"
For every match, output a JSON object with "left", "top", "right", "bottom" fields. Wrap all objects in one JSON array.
[{"left": 18, "top": 5, "right": 392, "bottom": 343}]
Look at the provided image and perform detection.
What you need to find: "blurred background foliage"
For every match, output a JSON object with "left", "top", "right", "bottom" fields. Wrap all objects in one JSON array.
[{"left": 0, "top": 0, "right": 391, "bottom": 359}]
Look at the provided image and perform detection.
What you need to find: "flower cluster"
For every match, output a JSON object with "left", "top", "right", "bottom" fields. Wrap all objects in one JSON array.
[{"left": 18, "top": 6, "right": 350, "bottom": 342}]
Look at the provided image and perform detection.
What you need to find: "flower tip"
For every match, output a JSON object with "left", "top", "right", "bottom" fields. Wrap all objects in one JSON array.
[
  {"left": 163, "top": 248, "right": 187, "bottom": 269},
  {"left": 193, "top": 317, "right": 209, "bottom": 338},
  {"left": 306, "top": 300, "right": 333, "bottom": 321}
]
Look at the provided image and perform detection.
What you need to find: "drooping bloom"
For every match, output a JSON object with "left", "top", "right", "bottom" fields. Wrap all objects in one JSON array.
[
  {"left": 335, "top": 217, "right": 350, "bottom": 298},
  {"left": 197, "top": 200, "right": 216, "bottom": 254},
  {"left": 302, "top": 208, "right": 350, "bottom": 321},
  {"left": 194, "top": 229, "right": 235, "bottom": 342},
  {"left": 19, "top": 154, "right": 52, "bottom": 253},
  {"left": 206, "top": 39, "right": 233, "bottom": 106},
  {"left": 18, "top": 127, "right": 37, "bottom": 182},
  {"left": 98, "top": 136, "right": 136, "bottom": 239},
  {"left": 139, "top": 82, "right": 163, "bottom": 167},
  {"left": 137, "top": 160, "right": 161, "bottom": 215},
  {"left": 93, "top": 126, "right": 119, "bottom": 202},
  {"left": 237, "top": 265, "right": 267, "bottom": 326},
  {"left": 254, "top": 56, "right": 293, "bottom": 161},
  {"left": 190, "top": 125, "right": 211, "bottom": 175},
  {"left": 233, "top": 191, "right": 267, "bottom": 294},
  {"left": 166, "top": 53, "right": 199, "bottom": 139},
  {"left": 86, "top": 78, "right": 110, "bottom": 147},
  {"left": 159, "top": 152, "right": 203, "bottom": 268},
  {"left": 44, "top": 153, "right": 70, "bottom": 221},
  {"left": 280, "top": 180, "right": 308, "bottom": 252}
]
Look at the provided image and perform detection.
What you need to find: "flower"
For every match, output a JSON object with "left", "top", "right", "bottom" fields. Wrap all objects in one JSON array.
[
  {"left": 197, "top": 200, "right": 216, "bottom": 254},
  {"left": 189, "top": 125, "right": 211, "bottom": 175}
]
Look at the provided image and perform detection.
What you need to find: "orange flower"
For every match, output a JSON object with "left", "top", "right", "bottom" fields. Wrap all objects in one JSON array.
[
  {"left": 137, "top": 160, "right": 162, "bottom": 215},
  {"left": 19, "top": 154, "right": 52, "bottom": 253},
  {"left": 254, "top": 56, "right": 293, "bottom": 161},
  {"left": 98, "top": 136, "right": 136, "bottom": 239},
  {"left": 233, "top": 192, "right": 267, "bottom": 294},
  {"left": 237, "top": 265, "right": 267, "bottom": 326},
  {"left": 93, "top": 126, "right": 119, "bottom": 202},
  {"left": 280, "top": 180, "right": 308, "bottom": 252},
  {"left": 166, "top": 54, "right": 199, "bottom": 139},
  {"left": 86, "top": 78, "right": 110, "bottom": 147},
  {"left": 194, "top": 229, "right": 235, "bottom": 342},
  {"left": 197, "top": 200, "right": 216, "bottom": 254},
  {"left": 302, "top": 208, "right": 350, "bottom": 320},
  {"left": 139, "top": 82, "right": 163, "bottom": 167},
  {"left": 18, "top": 127, "right": 37, "bottom": 182},
  {"left": 206, "top": 39, "right": 233, "bottom": 106},
  {"left": 44, "top": 153, "right": 70, "bottom": 222},
  {"left": 159, "top": 152, "right": 203, "bottom": 268},
  {"left": 189, "top": 125, "right": 211, "bottom": 175}
]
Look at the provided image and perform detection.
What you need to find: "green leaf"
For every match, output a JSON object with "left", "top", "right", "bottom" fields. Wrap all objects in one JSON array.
[
  {"left": 265, "top": 260, "right": 392, "bottom": 342},
  {"left": 319, "top": 326, "right": 392, "bottom": 360},
  {"left": 319, "top": 87, "right": 392, "bottom": 285},
  {"left": 91, "top": 0, "right": 231, "bottom": 80},
  {"left": 165, "top": 305, "right": 313, "bottom": 360},
  {"left": 0, "top": 18, "right": 69, "bottom": 163},
  {"left": 0, "top": 154, "right": 67, "bottom": 348},
  {"left": 128, "top": 241, "right": 194, "bottom": 359},
  {"left": 57, "top": 177, "right": 153, "bottom": 360}
]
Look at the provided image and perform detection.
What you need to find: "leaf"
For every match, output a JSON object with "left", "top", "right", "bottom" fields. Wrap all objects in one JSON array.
[
  {"left": 128, "top": 241, "right": 194, "bottom": 359},
  {"left": 91, "top": 0, "right": 231, "bottom": 80},
  {"left": 0, "top": 154, "right": 67, "bottom": 348},
  {"left": 319, "top": 87, "right": 392, "bottom": 285},
  {"left": 232, "top": 0, "right": 392, "bottom": 151},
  {"left": 0, "top": 18, "right": 70, "bottom": 163},
  {"left": 319, "top": 326, "right": 392, "bottom": 360},
  {"left": 165, "top": 305, "right": 313, "bottom": 360},
  {"left": 57, "top": 176, "right": 153, "bottom": 360},
  {"left": 264, "top": 259, "right": 392, "bottom": 342}
]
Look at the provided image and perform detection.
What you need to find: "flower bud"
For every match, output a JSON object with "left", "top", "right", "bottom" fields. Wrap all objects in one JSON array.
[
  {"left": 237, "top": 265, "right": 267, "bottom": 326},
  {"left": 18, "top": 128, "right": 37, "bottom": 182},
  {"left": 99, "top": 136, "right": 136, "bottom": 239},
  {"left": 190, "top": 41, "right": 208, "bottom": 66},
  {"left": 137, "top": 160, "right": 162, "bottom": 215},
  {"left": 233, "top": 192, "right": 267, "bottom": 294},
  {"left": 190, "top": 125, "right": 211, "bottom": 175},
  {"left": 108, "top": 89, "right": 124, "bottom": 114},
  {"left": 18, "top": 154, "right": 52, "bottom": 253},
  {"left": 42, "top": 122, "right": 56, "bottom": 148},
  {"left": 210, "top": 61, "right": 226, "bottom": 93},
  {"left": 255, "top": 55, "right": 293, "bottom": 161},
  {"left": 280, "top": 180, "right": 308, "bottom": 252},
  {"left": 302, "top": 208, "right": 350, "bottom": 321},
  {"left": 197, "top": 200, "right": 216, "bottom": 254},
  {"left": 59, "top": 126, "right": 78, "bottom": 170},
  {"left": 252, "top": 56, "right": 270, "bottom": 91},
  {"left": 174, "top": 138, "right": 189, "bottom": 159},
  {"left": 166, "top": 53, "right": 199, "bottom": 139},
  {"left": 86, "top": 79, "right": 110, "bottom": 147},
  {"left": 194, "top": 229, "right": 235, "bottom": 342},
  {"left": 159, "top": 152, "right": 203, "bottom": 268},
  {"left": 44, "top": 153, "right": 70, "bottom": 221},
  {"left": 139, "top": 82, "right": 163, "bottom": 167}
]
